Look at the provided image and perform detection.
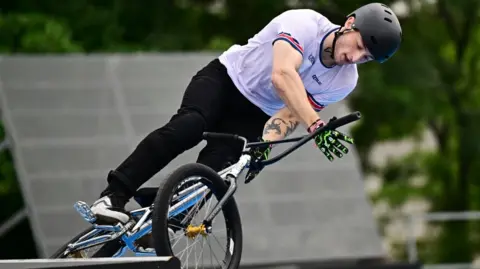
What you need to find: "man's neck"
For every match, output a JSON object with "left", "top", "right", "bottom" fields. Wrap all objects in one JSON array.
[{"left": 320, "top": 29, "right": 339, "bottom": 67}]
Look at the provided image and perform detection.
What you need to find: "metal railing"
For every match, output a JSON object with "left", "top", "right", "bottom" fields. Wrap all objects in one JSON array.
[
  {"left": 405, "top": 211, "right": 480, "bottom": 269},
  {"left": 0, "top": 207, "right": 27, "bottom": 238}
]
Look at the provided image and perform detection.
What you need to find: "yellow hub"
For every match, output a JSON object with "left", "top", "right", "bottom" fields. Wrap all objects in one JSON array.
[{"left": 185, "top": 224, "right": 207, "bottom": 239}]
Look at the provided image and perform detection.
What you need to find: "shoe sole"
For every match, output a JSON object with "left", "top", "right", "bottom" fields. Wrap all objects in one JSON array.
[{"left": 91, "top": 207, "right": 130, "bottom": 224}]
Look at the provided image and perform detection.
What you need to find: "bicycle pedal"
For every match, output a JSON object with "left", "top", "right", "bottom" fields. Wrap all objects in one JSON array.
[{"left": 74, "top": 201, "right": 97, "bottom": 223}]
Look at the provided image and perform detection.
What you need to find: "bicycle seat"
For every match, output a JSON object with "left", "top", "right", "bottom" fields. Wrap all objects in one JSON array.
[{"left": 133, "top": 187, "right": 158, "bottom": 207}]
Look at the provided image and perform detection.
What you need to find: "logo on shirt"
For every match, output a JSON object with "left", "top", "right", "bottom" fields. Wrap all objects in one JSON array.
[
  {"left": 308, "top": 54, "right": 315, "bottom": 64},
  {"left": 312, "top": 74, "right": 322, "bottom": 85}
]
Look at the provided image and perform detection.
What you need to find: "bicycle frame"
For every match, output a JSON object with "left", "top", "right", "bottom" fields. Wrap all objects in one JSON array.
[{"left": 67, "top": 111, "right": 361, "bottom": 257}]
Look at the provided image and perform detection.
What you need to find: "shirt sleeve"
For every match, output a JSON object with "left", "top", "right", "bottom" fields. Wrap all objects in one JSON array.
[
  {"left": 307, "top": 65, "right": 359, "bottom": 111},
  {"left": 306, "top": 91, "right": 327, "bottom": 112},
  {"left": 271, "top": 10, "right": 318, "bottom": 57}
]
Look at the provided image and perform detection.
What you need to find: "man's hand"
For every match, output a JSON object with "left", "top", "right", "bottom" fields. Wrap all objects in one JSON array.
[
  {"left": 245, "top": 139, "right": 272, "bottom": 183},
  {"left": 308, "top": 119, "right": 354, "bottom": 162}
]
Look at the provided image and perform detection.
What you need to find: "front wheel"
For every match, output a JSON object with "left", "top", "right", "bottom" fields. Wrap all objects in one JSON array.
[{"left": 152, "top": 163, "right": 243, "bottom": 269}]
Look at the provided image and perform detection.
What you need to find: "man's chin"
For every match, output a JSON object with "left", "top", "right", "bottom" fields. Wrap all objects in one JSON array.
[
  {"left": 334, "top": 59, "right": 346, "bottom": 66},
  {"left": 333, "top": 55, "right": 345, "bottom": 66},
  {"left": 335, "top": 59, "right": 355, "bottom": 66}
]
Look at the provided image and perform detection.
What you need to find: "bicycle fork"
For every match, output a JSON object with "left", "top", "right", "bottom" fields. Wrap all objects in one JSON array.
[{"left": 203, "top": 154, "right": 251, "bottom": 227}]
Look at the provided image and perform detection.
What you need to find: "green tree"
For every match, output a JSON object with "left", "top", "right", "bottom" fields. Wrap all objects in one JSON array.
[{"left": 0, "top": 13, "right": 83, "bottom": 53}]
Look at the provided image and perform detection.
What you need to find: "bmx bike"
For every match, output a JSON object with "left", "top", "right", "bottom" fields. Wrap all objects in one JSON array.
[{"left": 50, "top": 111, "right": 361, "bottom": 269}]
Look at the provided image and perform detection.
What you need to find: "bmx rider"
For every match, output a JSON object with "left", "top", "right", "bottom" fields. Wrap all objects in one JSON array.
[{"left": 90, "top": 2, "right": 402, "bottom": 224}]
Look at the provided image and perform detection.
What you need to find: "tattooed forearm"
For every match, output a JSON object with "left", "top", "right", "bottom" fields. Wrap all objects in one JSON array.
[
  {"left": 263, "top": 118, "right": 284, "bottom": 135},
  {"left": 262, "top": 106, "right": 302, "bottom": 142},
  {"left": 263, "top": 118, "right": 299, "bottom": 139},
  {"left": 285, "top": 120, "right": 299, "bottom": 137}
]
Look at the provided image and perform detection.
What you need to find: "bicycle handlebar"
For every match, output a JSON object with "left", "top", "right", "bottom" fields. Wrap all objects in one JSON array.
[{"left": 202, "top": 111, "right": 362, "bottom": 166}]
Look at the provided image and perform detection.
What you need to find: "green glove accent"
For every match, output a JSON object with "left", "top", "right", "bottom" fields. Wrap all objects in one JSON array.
[
  {"left": 245, "top": 138, "right": 272, "bottom": 183},
  {"left": 313, "top": 130, "right": 354, "bottom": 162}
]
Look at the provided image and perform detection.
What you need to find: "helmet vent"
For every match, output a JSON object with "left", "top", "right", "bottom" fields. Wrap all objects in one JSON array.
[
  {"left": 385, "top": 10, "right": 392, "bottom": 15},
  {"left": 371, "top": 36, "right": 378, "bottom": 44},
  {"left": 384, "top": 18, "right": 392, "bottom": 23},
  {"left": 381, "top": 4, "right": 388, "bottom": 7}
]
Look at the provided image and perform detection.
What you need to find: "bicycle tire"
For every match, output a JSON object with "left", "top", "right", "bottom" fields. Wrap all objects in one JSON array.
[
  {"left": 152, "top": 163, "right": 243, "bottom": 269},
  {"left": 50, "top": 226, "right": 124, "bottom": 258}
]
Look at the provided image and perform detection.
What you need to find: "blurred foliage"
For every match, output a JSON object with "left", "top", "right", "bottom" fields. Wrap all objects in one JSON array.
[
  {"left": 0, "top": 13, "right": 83, "bottom": 52},
  {"left": 0, "top": 0, "right": 479, "bottom": 264},
  {"left": 350, "top": 0, "right": 480, "bottom": 264}
]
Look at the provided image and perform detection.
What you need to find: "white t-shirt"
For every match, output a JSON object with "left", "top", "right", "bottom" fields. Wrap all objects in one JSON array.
[{"left": 218, "top": 9, "right": 358, "bottom": 116}]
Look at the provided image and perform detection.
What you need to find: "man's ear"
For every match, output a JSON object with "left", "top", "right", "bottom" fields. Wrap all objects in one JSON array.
[{"left": 344, "top": 16, "right": 355, "bottom": 29}]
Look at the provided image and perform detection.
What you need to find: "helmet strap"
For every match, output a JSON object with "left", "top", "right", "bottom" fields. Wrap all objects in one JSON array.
[
  {"left": 330, "top": 30, "right": 343, "bottom": 60},
  {"left": 330, "top": 27, "right": 356, "bottom": 61}
]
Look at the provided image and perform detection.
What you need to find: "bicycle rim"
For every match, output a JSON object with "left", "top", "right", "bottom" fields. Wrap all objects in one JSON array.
[{"left": 152, "top": 163, "right": 242, "bottom": 269}]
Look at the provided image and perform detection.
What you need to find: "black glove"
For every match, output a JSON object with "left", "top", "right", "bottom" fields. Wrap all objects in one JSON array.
[
  {"left": 308, "top": 119, "right": 354, "bottom": 162},
  {"left": 245, "top": 138, "right": 272, "bottom": 184}
]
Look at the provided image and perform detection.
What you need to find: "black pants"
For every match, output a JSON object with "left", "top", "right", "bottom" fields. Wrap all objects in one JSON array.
[{"left": 104, "top": 58, "right": 270, "bottom": 198}]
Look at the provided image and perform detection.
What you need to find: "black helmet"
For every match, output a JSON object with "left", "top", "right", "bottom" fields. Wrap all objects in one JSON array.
[{"left": 347, "top": 3, "right": 402, "bottom": 63}]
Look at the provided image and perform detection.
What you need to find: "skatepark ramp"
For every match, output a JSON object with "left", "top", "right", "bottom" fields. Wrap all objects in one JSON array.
[{"left": 0, "top": 53, "right": 384, "bottom": 263}]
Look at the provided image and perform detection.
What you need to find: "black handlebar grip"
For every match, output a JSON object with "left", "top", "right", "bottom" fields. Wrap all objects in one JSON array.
[
  {"left": 202, "top": 132, "right": 239, "bottom": 140},
  {"left": 327, "top": 111, "right": 361, "bottom": 130}
]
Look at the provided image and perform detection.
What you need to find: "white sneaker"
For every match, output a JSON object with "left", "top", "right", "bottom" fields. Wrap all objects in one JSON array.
[{"left": 90, "top": 195, "right": 130, "bottom": 224}]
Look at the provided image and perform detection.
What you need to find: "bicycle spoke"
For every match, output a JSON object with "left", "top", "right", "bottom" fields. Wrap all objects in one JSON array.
[
  {"left": 203, "top": 194, "right": 215, "bottom": 219},
  {"left": 186, "top": 237, "right": 190, "bottom": 269},
  {"left": 194, "top": 237, "right": 207, "bottom": 269},
  {"left": 208, "top": 238, "right": 223, "bottom": 269},
  {"left": 186, "top": 237, "right": 201, "bottom": 268},
  {"left": 171, "top": 232, "right": 185, "bottom": 249},
  {"left": 177, "top": 237, "right": 201, "bottom": 261},
  {"left": 184, "top": 192, "right": 208, "bottom": 222},
  {"left": 211, "top": 233, "right": 227, "bottom": 254}
]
